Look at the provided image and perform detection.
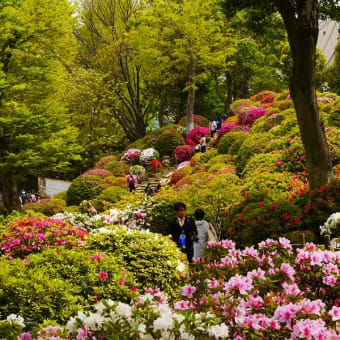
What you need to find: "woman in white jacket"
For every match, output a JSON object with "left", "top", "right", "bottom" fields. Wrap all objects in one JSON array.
[{"left": 193, "top": 209, "right": 210, "bottom": 258}]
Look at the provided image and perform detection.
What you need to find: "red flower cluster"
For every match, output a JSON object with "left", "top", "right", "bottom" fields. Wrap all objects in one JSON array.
[
  {"left": 150, "top": 159, "right": 162, "bottom": 171},
  {"left": 0, "top": 217, "right": 87, "bottom": 258},
  {"left": 173, "top": 145, "right": 193, "bottom": 162},
  {"left": 186, "top": 126, "right": 209, "bottom": 145}
]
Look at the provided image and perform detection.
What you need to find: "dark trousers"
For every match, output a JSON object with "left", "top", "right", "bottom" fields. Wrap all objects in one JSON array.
[
  {"left": 182, "top": 245, "right": 193, "bottom": 263},
  {"left": 201, "top": 145, "right": 207, "bottom": 153}
]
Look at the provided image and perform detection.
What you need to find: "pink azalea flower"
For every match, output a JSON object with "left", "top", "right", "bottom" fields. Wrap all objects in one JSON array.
[
  {"left": 323, "top": 275, "right": 337, "bottom": 287},
  {"left": 97, "top": 271, "right": 109, "bottom": 279},
  {"left": 19, "top": 333, "right": 32, "bottom": 340},
  {"left": 329, "top": 306, "right": 340, "bottom": 321},
  {"left": 181, "top": 285, "right": 196, "bottom": 298}
]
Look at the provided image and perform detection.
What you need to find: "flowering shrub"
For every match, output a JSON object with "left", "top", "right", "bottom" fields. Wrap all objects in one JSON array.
[
  {"left": 238, "top": 106, "right": 267, "bottom": 127},
  {"left": 83, "top": 169, "right": 111, "bottom": 178},
  {"left": 86, "top": 226, "right": 186, "bottom": 295},
  {"left": 121, "top": 148, "right": 141, "bottom": 163},
  {"left": 154, "top": 127, "right": 185, "bottom": 157},
  {"left": 169, "top": 166, "right": 193, "bottom": 185},
  {"left": 16, "top": 292, "right": 229, "bottom": 339},
  {"left": 217, "top": 130, "right": 248, "bottom": 155},
  {"left": 173, "top": 145, "right": 193, "bottom": 162},
  {"left": 0, "top": 248, "right": 135, "bottom": 323},
  {"left": 0, "top": 217, "right": 87, "bottom": 258},
  {"left": 103, "top": 161, "right": 129, "bottom": 177},
  {"left": 179, "top": 114, "right": 209, "bottom": 127},
  {"left": 66, "top": 174, "right": 105, "bottom": 206},
  {"left": 129, "top": 165, "right": 146, "bottom": 177},
  {"left": 180, "top": 239, "right": 340, "bottom": 339},
  {"left": 274, "top": 100, "right": 294, "bottom": 111},
  {"left": 22, "top": 199, "right": 66, "bottom": 216},
  {"left": 320, "top": 212, "right": 340, "bottom": 236},
  {"left": 216, "top": 122, "right": 240, "bottom": 138},
  {"left": 53, "top": 212, "right": 104, "bottom": 231},
  {"left": 229, "top": 99, "right": 252, "bottom": 115},
  {"left": 186, "top": 126, "right": 209, "bottom": 145},
  {"left": 150, "top": 159, "right": 162, "bottom": 171},
  {"left": 94, "top": 155, "right": 118, "bottom": 169},
  {"left": 14, "top": 238, "right": 340, "bottom": 339},
  {"left": 103, "top": 175, "right": 127, "bottom": 189},
  {"left": 140, "top": 148, "right": 160, "bottom": 165},
  {"left": 250, "top": 90, "right": 277, "bottom": 103}
]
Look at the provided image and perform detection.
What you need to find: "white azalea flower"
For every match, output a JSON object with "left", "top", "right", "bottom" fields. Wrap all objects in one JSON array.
[
  {"left": 208, "top": 323, "right": 229, "bottom": 339},
  {"left": 153, "top": 315, "right": 174, "bottom": 332},
  {"left": 115, "top": 302, "right": 132, "bottom": 318},
  {"left": 6, "top": 314, "right": 25, "bottom": 327}
]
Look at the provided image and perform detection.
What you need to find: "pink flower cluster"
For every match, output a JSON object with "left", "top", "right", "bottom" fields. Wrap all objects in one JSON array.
[
  {"left": 121, "top": 148, "right": 141, "bottom": 163},
  {"left": 186, "top": 126, "right": 209, "bottom": 145},
  {"left": 173, "top": 145, "right": 193, "bottom": 162},
  {"left": 83, "top": 169, "right": 111, "bottom": 178},
  {"left": 179, "top": 238, "right": 340, "bottom": 339},
  {"left": 238, "top": 106, "right": 267, "bottom": 127},
  {"left": 0, "top": 217, "right": 87, "bottom": 258}
]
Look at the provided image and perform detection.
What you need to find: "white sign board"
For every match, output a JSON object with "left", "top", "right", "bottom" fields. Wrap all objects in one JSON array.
[{"left": 45, "top": 178, "right": 71, "bottom": 198}]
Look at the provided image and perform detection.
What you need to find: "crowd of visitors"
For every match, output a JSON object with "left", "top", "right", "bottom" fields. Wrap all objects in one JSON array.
[
  {"left": 167, "top": 202, "right": 217, "bottom": 262},
  {"left": 19, "top": 189, "right": 40, "bottom": 205}
]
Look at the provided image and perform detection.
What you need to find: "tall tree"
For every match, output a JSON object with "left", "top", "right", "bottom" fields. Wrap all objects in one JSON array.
[
  {"left": 139, "top": 0, "right": 234, "bottom": 130},
  {"left": 222, "top": 0, "right": 340, "bottom": 189},
  {"left": 0, "top": 0, "right": 82, "bottom": 213},
  {"left": 76, "top": 0, "right": 160, "bottom": 141}
]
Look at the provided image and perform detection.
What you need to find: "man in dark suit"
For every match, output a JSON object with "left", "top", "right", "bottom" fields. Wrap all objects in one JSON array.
[{"left": 167, "top": 202, "right": 197, "bottom": 262}]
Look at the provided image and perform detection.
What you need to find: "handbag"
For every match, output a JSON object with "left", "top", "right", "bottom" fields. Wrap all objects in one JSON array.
[{"left": 207, "top": 223, "right": 217, "bottom": 242}]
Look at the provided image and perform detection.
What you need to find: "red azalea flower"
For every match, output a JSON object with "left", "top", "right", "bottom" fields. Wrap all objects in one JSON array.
[{"left": 282, "top": 213, "right": 291, "bottom": 221}]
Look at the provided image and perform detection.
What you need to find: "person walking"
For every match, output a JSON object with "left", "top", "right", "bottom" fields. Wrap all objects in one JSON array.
[
  {"left": 216, "top": 116, "right": 222, "bottom": 131},
  {"left": 193, "top": 209, "right": 210, "bottom": 258},
  {"left": 199, "top": 135, "right": 207, "bottom": 153},
  {"left": 144, "top": 183, "right": 154, "bottom": 198},
  {"left": 126, "top": 174, "right": 136, "bottom": 193},
  {"left": 167, "top": 202, "right": 197, "bottom": 262},
  {"left": 209, "top": 120, "right": 217, "bottom": 137}
]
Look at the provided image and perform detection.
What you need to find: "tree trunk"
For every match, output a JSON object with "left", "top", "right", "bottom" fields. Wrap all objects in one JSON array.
[
  {"left": 224, "top": 74, "right": 233, "bottom": 117},
  {"left": 278, "top": 0, "right": 333, "bottom": 190},
  {"left": 186, "top": 56, "right": 196, "bottom": 132},
  {"left": 0, "top": 174, "right": 21, "bottom": 214},
  {"left": 135, "top": 113, "right": 146, "bottom": 140}
]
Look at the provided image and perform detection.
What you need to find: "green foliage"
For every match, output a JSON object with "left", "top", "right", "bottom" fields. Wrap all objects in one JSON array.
[
  {"left": 104, "top": 161, "right": 129, "bottom": 177},
  {"left": 154, "top": 127, "right": 185, "bottom": 157},
  {"left": 66, "top": 175, "right": 105, "bottom": 206},
  {"left": 229, "top": 99, "right": 252, "bottom": 114},
  {"left": 0, "top": 0, "right": 82, "bottom": 211},
  {"left": 242, "top": 152, "right": 282, "bottom": 177},
  {"left": 0, "top": 249, "right": 134, "bottom": 323},
  {"left": 217, "top": 130, "right": 248, "bottom": 154},
  {"left": 22, "top": 199, "right": 66, "bottom": 216},
  {"left": 85, "top": 227, "right": 186, "bottom": 297},
  {"left": 235, "top": 134, "right": 267, "bottom": 173},
  {"left": 329, "top": 101, "right": 340, "bottom": 128},
  {"left": 97, "top": 187, "right": 132, "bottom": 205}
]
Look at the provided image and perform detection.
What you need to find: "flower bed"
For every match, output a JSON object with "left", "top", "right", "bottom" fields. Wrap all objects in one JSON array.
[
  {"left": 121, "top": 148, "right": 141, "bottom": 163},
  {"left": 174, "top": 145, "right": 193, "bottom": 162},
  {"left": 0, "top": 217, "right": 87, "bottom": 258}
]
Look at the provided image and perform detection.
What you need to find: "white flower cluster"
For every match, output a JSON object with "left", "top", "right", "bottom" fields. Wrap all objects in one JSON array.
[
  {"left": 53, "top": 212, "right": 103, "bottom": 231},
  {"left": 140, "top": 148, "right": 160, "bottom": 165},
  {"left": 320, "top": 213, "right": 340, "bottom": 236},
  {"left": 6, "top": 314, "right": 25, "bottom": 328},
  {"left": 64, "top": 293, "right": 229, "bottom": 339}
]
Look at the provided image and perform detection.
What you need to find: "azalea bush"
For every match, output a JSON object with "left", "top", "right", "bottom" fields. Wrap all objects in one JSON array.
[
  {"left": 85, "top": 226, "right": 186, "bottom": 296},
  {"left": 154, "top": 127, "right": 185, "bottom": 157},
  {"left": 150, "top": 159, "right": 162, "bottom": 172},
  {"left": 83, "top": 169, "right": 111, "bottom": 178},
  {"left": 66, "top": 174, "right": 105, "bottom": 206},
  {"left": 180, "top": 238, "right": 340, "bottom": 339},
  {"left": 238, "top": 106, "right": 267, "bottom": 127},
  {"left": 129, "top": 165, "right": 146, "bottom": 177},
  {"left": 179, "top": 114, "right": 209, "bottom": 127},
  {"left": 0, "top": 248, "right": 135, "bottom": 323},
  {"left": 0, "top": 217, "right": 87, "bottom": 258},
  {"left": 103, "top": 161, "right": 129, "bottom": 177},
  {"left": 174, "top": 145, "right": 193, "bottom": 163},
  {"left": 140, "top": 148, "right": 160, "bottom": 165},
  {"left": 121, "top": 148, "right": 141, "bottom": 163},
  {"left": 186, "top": 126, "right": 209, "bottom": 145},
  {"left": 22, "top": 199, "right": 66, "bottom": 216},
  {"left": 94, "top": 155, "right": 118, "bottom": 169}
]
